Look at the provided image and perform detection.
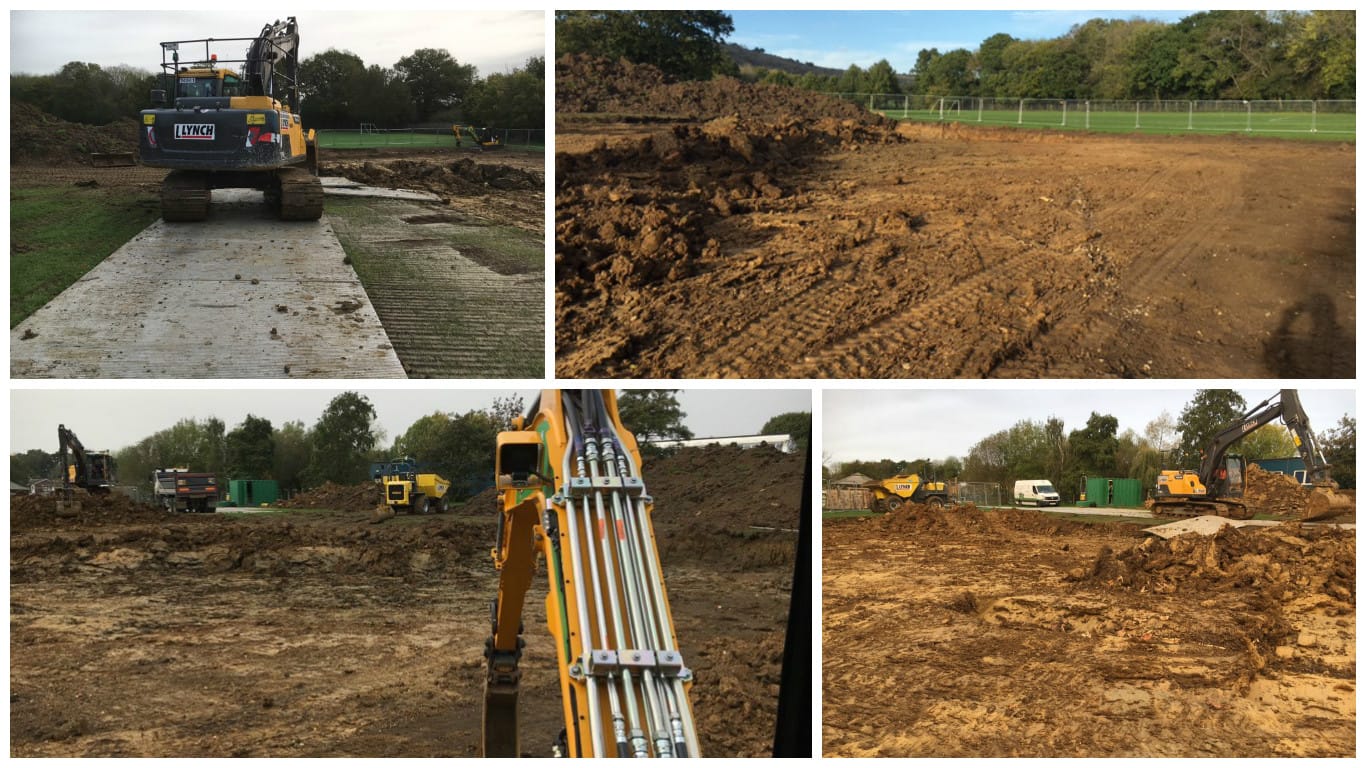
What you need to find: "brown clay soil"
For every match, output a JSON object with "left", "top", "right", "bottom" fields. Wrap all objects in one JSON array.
[
  {"left": 823, "top": 504, "right": 1355, "bottom": 757},
  {"left": 10, "top": 445, "right": 801, "bottom": 757},
  {"left": 555, "top": 56, "right": 1355, "bottom": 378}
]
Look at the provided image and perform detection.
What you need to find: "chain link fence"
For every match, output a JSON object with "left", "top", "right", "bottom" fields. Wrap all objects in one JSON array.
[
  {"left": 951, "top": 482, "right": 1004, "bottom": 508},
  {"left": 824, "top": 93, "right": 1355, "bottom": 138}
]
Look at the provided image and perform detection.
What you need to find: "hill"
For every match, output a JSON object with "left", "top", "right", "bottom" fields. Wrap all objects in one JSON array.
[{"left": 725, "top": 43, "right": 843, "bottom": 78}]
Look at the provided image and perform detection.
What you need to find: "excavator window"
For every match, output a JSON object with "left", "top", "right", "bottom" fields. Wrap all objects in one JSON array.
[
  {"left": 221, "top": 74, "right": 243, "bottom": 97},
  {"left": 498, "top": 443, "right": 540, "bottom": 483}
]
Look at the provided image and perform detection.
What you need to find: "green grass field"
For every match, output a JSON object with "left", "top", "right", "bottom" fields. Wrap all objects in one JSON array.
[
  {"left": 317, "top": 131, "right": 543, "bottom": 152},
  {"left": 10, "top": 185, "right": 161, "bottom": 328},
  {"left": 880, "top": 107, "right": 1355, "bottom": 141}
]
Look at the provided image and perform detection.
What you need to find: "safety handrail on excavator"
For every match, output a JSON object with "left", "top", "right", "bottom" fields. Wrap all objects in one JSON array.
[{"left": 484, "top": 389, "right": 700, "bottom": 757}]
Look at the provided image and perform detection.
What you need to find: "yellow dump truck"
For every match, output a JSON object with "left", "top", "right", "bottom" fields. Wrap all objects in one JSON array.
[
  {"left": 375, "top": 458, "right": 451, "bottom": 516},
  {"left": 867, "top": 473, "right": 950, "bottom": 511}
]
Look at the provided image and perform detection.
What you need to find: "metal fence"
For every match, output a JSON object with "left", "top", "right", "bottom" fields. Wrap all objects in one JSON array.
[
  {"left": 952, "top": 482, "right": 1004, "bottom": 508},
  {"left": 825, "top": 93, "right": 1356, "bottom": 137},
  {"left": 317, "top": 127, "right": 546, "bottom": 150}
]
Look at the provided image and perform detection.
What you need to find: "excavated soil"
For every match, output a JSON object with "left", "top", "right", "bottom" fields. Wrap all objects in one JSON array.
[
  {"left": 824, "top": 504, "right": 1355, "bottom": 757},
  {"left": 10, "top": 446, "right": 801, "bottom": 757},
  {"left": 555, "top": 56, "right": 1355, "bottom": 378}
]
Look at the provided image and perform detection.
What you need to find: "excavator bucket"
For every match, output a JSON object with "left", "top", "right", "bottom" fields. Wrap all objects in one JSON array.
[
  {"left": 1300, "top": 488, "right": 1354, "bottom": 522},
  {"left": 90, "top": 152, "right": 137, "bottom": 168}
]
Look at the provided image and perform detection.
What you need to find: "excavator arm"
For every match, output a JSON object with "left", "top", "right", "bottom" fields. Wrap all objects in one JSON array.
[
  {"left": 484, "top": 390, "right": 700, "bottom": 758},
  {"left": 244, "top": 17, "right": 300, "bottom": 111},
  {"left": 1196, "top": 389, "right": 1335, "bottom": 494}
]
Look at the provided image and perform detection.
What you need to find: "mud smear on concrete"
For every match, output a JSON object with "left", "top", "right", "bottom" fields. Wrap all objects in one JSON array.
[
  {"left": 555, "top": 55, "right": 1355, "bottom": 378},
  {"left": 824, "top": 504, "right": 1354, "bottom": 757}
]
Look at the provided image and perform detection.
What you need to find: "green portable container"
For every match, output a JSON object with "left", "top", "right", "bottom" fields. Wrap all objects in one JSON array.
[
  {"left": 1085, "top": 477, "right": 1143, "bottom": 508},
  {"left": 227, "top": 479, "right": 279, "bottom": 507}
]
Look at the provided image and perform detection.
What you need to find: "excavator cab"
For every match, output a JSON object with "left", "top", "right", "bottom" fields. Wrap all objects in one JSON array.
[{"left": 495, "top": 431, "right": 543, "bottom": 489}]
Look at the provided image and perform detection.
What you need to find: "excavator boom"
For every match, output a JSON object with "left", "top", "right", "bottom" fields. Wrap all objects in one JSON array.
[
  {"left": 485, "top": 390, "right": 700, "bottom": 757},
  {"left": 1154, "top": 390, "right": 1351, "bottom": 521}
]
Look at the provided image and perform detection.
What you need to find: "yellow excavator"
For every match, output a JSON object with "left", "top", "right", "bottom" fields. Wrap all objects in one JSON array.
[
  {"left": 866, "top": 473, "right": 949, "bottom": 511},
  {"left": 138, "top": 17, "right": 322, "bottom": 221},
  {"left": 485, "top": 390, "right": 700, "bottom": 757},
  {"left": 1153, "top": 389, "right": 1353, "bottom": 521}
]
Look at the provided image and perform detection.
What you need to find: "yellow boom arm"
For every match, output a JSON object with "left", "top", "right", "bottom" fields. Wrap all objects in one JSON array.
[{"left": 484, "top": 390, "right": 699, "bottom": 757}]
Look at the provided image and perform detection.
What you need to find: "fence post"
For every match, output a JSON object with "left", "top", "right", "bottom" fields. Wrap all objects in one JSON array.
[
  {"left": 1245, "top": 100, "right": 1252, "bottom": 132},
  {"left": 1061, "top": 100, "right": 1067, "bottom": 127},
  {"left": 1085, "top": 100, "right": 1090, "bottom": 130},
  {"left": 1135, "top": 101, "right": 1140, "bottom": 129},
  {"left": 1018, "top": 99, "right": 1024, "bottom": 125},
  {"left": 978, "top": 98, "right": 983, "bottom": 123},
  {"left": 1312, "top": 100, "right": 1318, "bottom": 133},
  {"left": 1187, "top": 100, "right": 1193, "bottom": 130}
]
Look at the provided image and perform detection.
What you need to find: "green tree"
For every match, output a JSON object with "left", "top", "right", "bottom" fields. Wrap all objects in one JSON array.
[
  {"left": 272, "top": 420, "right": 311, "bottom": 495},
  {"left": 863, "top": 59, "right": 900, "bottom": 94},
  {"left": 224, "top": 414, "right": 274, "bottom": 480},
  {"left": 556, "top": 11, "right": 735, "bottom": 81},
  {"left": 305, "top": 392, "right": 380, "bottom": 486},
  {"left": 836, "top": 63, "right": 865, "bottom": 93},
  {"left": 395, "top": 48, "right": 477, "bottom": 122},
  {"left": 464, "top": 59, "right": 544, "bottom": 128},
  {"left": 1234, "top": 423, "right": 1296, "bottom": 460},
  {"left": 616, "top": 390, "right": 693, "bottom": 443},
  {"left": 11, "top": 449, "right": 59, "bottom": 484},
  {"left": 1174, "top": 390, "right": 1248, "bottom": 468},
  {"left": 1320, "top": 415, "right": 1355, "bottom": 489},
  {"left": 1285, "top": 10, "right": 1356, "bottom": 98},
  {"left": 760, "top": 412, "right": 812, "bottom": 452},
  {"left": 298, "top": 49, "right": 368, "bottom": 128},
  {"left": 1061, "top": 413, "right": 1120, "bottom": 499}
]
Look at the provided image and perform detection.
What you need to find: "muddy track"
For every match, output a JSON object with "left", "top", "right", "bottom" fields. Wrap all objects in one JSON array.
[
  {"left": 823, "top": 508, "right": 1355, "bottom": 757},
  {"left": 555, "top": 57, "right": 1355, "bottom": 378}
]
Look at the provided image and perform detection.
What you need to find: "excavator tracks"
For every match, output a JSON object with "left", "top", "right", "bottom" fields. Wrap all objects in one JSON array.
[
  {"left": 1151, "top": 500, "right": 1252, "bottom": 520},
  {"left": 161, "top": 171, "right": 211, "bottom": 222},
  {"left": 278, "top": 166, "right": 325, "bottom": 221}
]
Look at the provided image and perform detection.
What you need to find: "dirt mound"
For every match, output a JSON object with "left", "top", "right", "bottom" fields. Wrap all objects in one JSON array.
[
  {"left": 10, "top": 492, "right": 170, "bottom": 529},
  {"left": 556, "top": 54, "right": 877, "bottom": 124},
  {"left": 278, "top": 481, "right": 381, "bottom": 513},
  {"left": 870, "top": 503, "right": 1091, "bottom": 539},
  {"left": 10, "top": 101, "right": 140, "bottom": 166},
  {"left": 325, "top": 157, "right": 542, "bottom": 199},
  {"left": 1080, "top": 523, "right": 1354, "bottom": 604},
  {"left": 645, "top": 444, "right": 803, "bottom": 571},
  {"left": 557, "top": 115, "right": 904, "bottom": 378},
  {"left": 10, "top": 516, "right": 489, "bottom": 583},
  {"left": 1243, "top": 464, "right": 1316, "bottom": 516}
]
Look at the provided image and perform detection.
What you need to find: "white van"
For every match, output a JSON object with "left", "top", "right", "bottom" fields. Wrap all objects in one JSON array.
[{"left": 1014, "top": 480, "right": 1061, "bottom": 507}]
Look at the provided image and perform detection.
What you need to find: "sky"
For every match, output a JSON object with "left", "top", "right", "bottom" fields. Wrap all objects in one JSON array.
[
  {"left": 9, "top": 388, "right": 811, "bottom": 454},
  {"left": 9, "top": 10, "right": 544, "bottom": 76},
  {"left": 727, "top": 9, "right": 1198, "bottom": 72},
  {"left": 824, "top": 388, "right": 1356, "bottom": 465}
]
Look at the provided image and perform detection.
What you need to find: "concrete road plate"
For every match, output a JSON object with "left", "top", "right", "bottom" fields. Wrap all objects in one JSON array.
[{"left": 11, "top": 190, "right": 404, "bottom": 379}]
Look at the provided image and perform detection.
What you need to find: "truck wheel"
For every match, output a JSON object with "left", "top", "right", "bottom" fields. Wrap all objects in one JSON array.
[
  {"left": 927, "top": 496, "right": 945, "bottom": 509},
  {"left": 883, "top": 497, "right": 903, "bottom": 512}
]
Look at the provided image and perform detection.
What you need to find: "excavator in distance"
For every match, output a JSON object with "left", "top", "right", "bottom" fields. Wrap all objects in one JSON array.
[
  {"left": 139, "top": 17, "right": 322, "bottom": 222},
  {"left": 1152, "top": 389, "right": 1352, "bottom": 521},
  {"left": 485, "top": 390, "right": 700, "bottom": 758},
  {"left": 58, "top": 424, "right": 116, "bottom": 494}
]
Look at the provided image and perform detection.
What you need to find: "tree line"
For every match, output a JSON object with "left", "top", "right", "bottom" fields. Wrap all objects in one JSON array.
[
  {"left": 827, "top": 390, "right": 1356, "bottom": 501},
  {"left": 11, "top": 391, "right": 813, "bottom": 501},
  {"left": 10, "top": 49, "right": 544, "bottom": 129},
  {"left": 556, "top": 10, "right": 1353, "bottom": 102}
]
